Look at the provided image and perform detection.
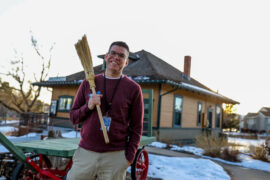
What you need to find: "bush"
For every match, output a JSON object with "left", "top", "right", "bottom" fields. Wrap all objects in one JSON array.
[
  {"left": 195, "top": 132, "right": 228, "bottom": 157},
  {"left": 220, "top": 147, "right": 240, "bottom": 162},
  {"left": 249, "top": 143, "right": 270, "bottom": 162},
  {"left": 195, "top": 132, "right": 241, "bottom": 162},
  {"left": 266, "top": 137, "right": 270, "bottom": 154}
]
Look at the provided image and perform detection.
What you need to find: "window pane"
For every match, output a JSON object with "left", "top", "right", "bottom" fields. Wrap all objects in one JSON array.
[
  {"left": 175, "top": 98, "right": 182, "bottom": 112},
  {"left": 50, "top": 100, "right": 57, "bottom": 114},
  {"left": 174, "top": 96, "right": 182, "bottom": 126},
  {"left": 66, "top": 98, "right": 72, "bottom": 110},
  {"left": 215, "top": 105, "right": 221, "bottom": 128},
  {"left": 59, "top": 98, "right": 66, "bottom": 110},
  {"left": 58, "top": 96, "right": 73, "bottom": 111},
  {"left": 175, "top": 112, "right": 181, "bottom": 125},
  {"left": 197, "top": 103, "right": 202, "bottom": 125}
]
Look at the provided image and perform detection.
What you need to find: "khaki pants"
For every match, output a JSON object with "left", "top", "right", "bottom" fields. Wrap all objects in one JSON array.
[{"left": 67, "top": 147, "right": 129, "bottom": 180}]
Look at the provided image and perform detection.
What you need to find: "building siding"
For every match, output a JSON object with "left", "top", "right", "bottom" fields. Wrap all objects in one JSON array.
[
  {"left": 49, "top": 82, "right": 224, "bottom": 140},
  {"left": 52, "top": 86, "right": 77, "bottom": 119}
]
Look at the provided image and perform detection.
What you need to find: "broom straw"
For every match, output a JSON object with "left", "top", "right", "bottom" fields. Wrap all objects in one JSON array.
[{"left": 75, "top": 35, "right": 109, "bottom": 144}]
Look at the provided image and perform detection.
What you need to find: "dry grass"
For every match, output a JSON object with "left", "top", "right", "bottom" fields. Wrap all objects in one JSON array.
[
  {"left": 195, "top": 133, "right": 241, "bottom": 162},
  {"left": 220, "top": 147, "right": 240, "bottom": 162},
  {"left": 195, "top": 133, "right": 228, "bottom": 157},
  {"left": 249, "top": 144, "right": 270, "bottom": 162}
]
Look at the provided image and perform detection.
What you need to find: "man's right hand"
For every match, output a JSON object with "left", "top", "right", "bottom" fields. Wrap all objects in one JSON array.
[{"left": 88, "top": 93, "right": 103, "bottom": 110}]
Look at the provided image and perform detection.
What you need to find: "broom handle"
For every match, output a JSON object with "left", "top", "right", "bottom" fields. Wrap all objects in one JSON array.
[{"left": 91, "top": 87, "right": 109, "bottom": 144}]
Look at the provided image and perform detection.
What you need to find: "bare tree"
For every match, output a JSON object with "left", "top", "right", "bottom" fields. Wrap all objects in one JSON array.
[{"left": 0, "top": 34, "right": 54, "bottom": 113}]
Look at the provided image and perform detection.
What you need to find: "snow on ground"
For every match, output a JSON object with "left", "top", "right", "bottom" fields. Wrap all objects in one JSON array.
[
  {"left": 225, "top": 132, "right": 270, "bottom": 137},
  {"left": 202, "top": 154, "right": 270, "bottom": 173},
  {"left": 0, "top": 129, "right": 230, "bottom": 180},
  {"left": 149, "top": 142, "right": 167, "bottom": 149},
  {"left": 0, "top": 126, "right": 18, "bottom": 133},
  {"left": 1, "top": 127, "right": 270, "bottom": 179},
  {"left": 7, "top": 133, "right": 39, "bottom": 139},
  {"left": 62, "top": 131, "right": 81, "bottom": 138},
  {"left": 146, "top": 154, "right": 230, "bottom": 180},
  {"left": 0, "top": 120, "right": 19, "bottom": 124},
  {"left": 0, "top": 132, "right": 43, "bottom": 153},
  {"left": 228, "top": 137, "right": 265, "bottom": 147},
  {"left": 149, "top": 141, "right": 270, "bottom": 173},
  {"left": 0, "top": 145, "right": 8, "bottom": 153},
  {"left": 126, "top": 152, "right": 229, "bottom": 180},
  {"left": 170, "top": 145, "right": 204, "bottom": 156},
  {"left": 5, "top": 120, "right": 20, "bottom": 124}
]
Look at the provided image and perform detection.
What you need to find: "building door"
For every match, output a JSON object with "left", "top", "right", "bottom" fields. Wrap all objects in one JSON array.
[
  {"left": 142, "top": 89, "right": 153, "bottom": 137},
  {"left": 207, "top": 108, "right": 213, "bottom": 128}
]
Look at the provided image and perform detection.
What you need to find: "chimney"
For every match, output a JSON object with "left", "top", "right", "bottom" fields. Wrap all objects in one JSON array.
[{"left": 184, "top": 56, "right": 191, "bottom": 78}]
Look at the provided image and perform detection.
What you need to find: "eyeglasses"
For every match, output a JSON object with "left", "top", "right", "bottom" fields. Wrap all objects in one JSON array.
[{"left": 108, "top": 51, "right": 126, "bottom": 59}]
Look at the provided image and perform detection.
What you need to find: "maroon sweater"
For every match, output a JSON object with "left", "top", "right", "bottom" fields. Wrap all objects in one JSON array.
[{"left": 70, "top": 74, "right": 144, "bottom": 163}]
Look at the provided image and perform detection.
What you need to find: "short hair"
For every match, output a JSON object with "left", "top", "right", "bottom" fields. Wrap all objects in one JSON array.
[{"left": 108, "top": 41, "right": 129, "bottom": 53}]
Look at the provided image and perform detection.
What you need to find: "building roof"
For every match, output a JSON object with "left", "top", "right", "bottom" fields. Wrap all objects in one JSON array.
[
  {"left": 33, "top": 50, "right": 239, "bottom": 104},
  {"left": 259, "top": 107, "right": 270, "bottom": 116},
  {"left": 245, "top": 112, "right": 259, "bottom": 118},
  {"left": 97, "top": 52, "right": 140, "bottom": 61}
]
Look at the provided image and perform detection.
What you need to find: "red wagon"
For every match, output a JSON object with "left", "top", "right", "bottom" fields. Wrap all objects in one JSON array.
[{"left": 0, "top": 132, "right": 155, "bottom": 180}]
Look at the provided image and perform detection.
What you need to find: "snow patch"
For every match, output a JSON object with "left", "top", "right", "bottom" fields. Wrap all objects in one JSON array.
[{"left": 0, "top": 126, "right": 18, "bottom": 133}]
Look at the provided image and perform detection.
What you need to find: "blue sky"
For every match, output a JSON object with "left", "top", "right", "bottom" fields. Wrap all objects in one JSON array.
[{"left": 0, "top": 0, "right": 270, "bottom": 115}]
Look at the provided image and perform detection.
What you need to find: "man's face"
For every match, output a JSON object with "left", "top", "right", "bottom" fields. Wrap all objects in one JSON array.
[{"left": 105, "top": 45, "right": 129, "bottom": 74}]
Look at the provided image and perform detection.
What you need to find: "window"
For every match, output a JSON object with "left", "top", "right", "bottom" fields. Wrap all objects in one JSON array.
[
  {"left": 207, "top": 108, "right": 213, "bottom": 128},
  {"left": 58, "top": 96, "right": 73, "bottom": 112},
  {"left": 50, "top": 100, "right": 57, "bottom": 115},
  {"left": 173, "top": 95, "right": 183, "bottom": 127},
  {"left": 197, "top": 102, "right": 202, "bottom": 126},
  {"left": 215, "top": 105, "right": 221, "bottom": 128}
]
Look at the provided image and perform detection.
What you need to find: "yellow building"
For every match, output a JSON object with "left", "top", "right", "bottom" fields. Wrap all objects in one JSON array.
[{"left": 34, "top": 50, "right": 239, "bottom": 143}]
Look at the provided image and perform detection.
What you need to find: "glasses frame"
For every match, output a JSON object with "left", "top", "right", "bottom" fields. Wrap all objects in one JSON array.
[{"left": 108, "top": 50, "right": 127, "bottom": 59}]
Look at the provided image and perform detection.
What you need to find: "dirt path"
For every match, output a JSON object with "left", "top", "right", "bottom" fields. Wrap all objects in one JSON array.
[{"left": 144, "top": 146, "right": 270, "bottom": 180}]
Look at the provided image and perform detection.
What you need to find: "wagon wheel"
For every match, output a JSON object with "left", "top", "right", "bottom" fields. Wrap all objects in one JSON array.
[
  {"left": 131, "top": 148, "right": 149, "bottom": 180},
  {"left": 12, "top": 154, "right": 52, "bottom": 180}
]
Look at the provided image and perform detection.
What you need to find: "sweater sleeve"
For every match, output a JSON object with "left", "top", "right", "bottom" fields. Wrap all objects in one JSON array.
[
  {"left": 125, "top": 86, "right": 144, "bottom": 163},
  {"left": 70, "top": 80, "right": 91, "bottom": 125}
]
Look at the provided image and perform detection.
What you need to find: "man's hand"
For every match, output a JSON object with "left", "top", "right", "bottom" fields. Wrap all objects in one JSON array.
[{"left": 88, "top": 93, "right": 103, "bottom": 110}]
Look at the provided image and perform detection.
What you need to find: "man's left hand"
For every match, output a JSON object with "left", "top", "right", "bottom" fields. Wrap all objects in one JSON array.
[{"left": 128, "top": 161, "right": 132, "bottom": 166}]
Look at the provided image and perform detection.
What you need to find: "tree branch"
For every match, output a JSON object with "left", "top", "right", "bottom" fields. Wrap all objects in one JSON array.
[{"left": 0, "top": 101, "right": 20, "bottom": 114}]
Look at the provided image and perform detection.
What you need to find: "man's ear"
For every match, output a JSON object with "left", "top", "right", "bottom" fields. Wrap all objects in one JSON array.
[
  {"left": 124, "top": 58, "right": 129, "bottom": 67},
  {"left": 104, "top": 53, "right": 109, "bottom": 62}
]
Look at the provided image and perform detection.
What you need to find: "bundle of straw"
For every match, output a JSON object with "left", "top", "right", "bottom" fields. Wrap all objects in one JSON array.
[{"left": 75, "top": 35, "right": 109, "bottom": 144}]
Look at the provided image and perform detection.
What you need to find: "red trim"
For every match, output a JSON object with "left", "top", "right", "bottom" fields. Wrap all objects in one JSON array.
[
  {"left": 135, "top": 149, "right": 149, "bottom": 180},
  {"left": 25, "top": 155, "right": 72, "bottom": 180}
]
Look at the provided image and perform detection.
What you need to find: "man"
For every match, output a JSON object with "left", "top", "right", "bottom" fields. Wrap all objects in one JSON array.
[{"left": 67, "top": 41, "right": 144, "bottom": 180}]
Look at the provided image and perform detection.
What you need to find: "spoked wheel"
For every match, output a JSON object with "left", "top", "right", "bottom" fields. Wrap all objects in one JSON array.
[
  {"left": 12, "top": 154, "right": 52, "bottom": 180},
  {"left": 131, "top": 148, "right": 149, "bottom": 180},
  {"left": 12, "top": 162, "right": 39, "bottom": 180}
]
